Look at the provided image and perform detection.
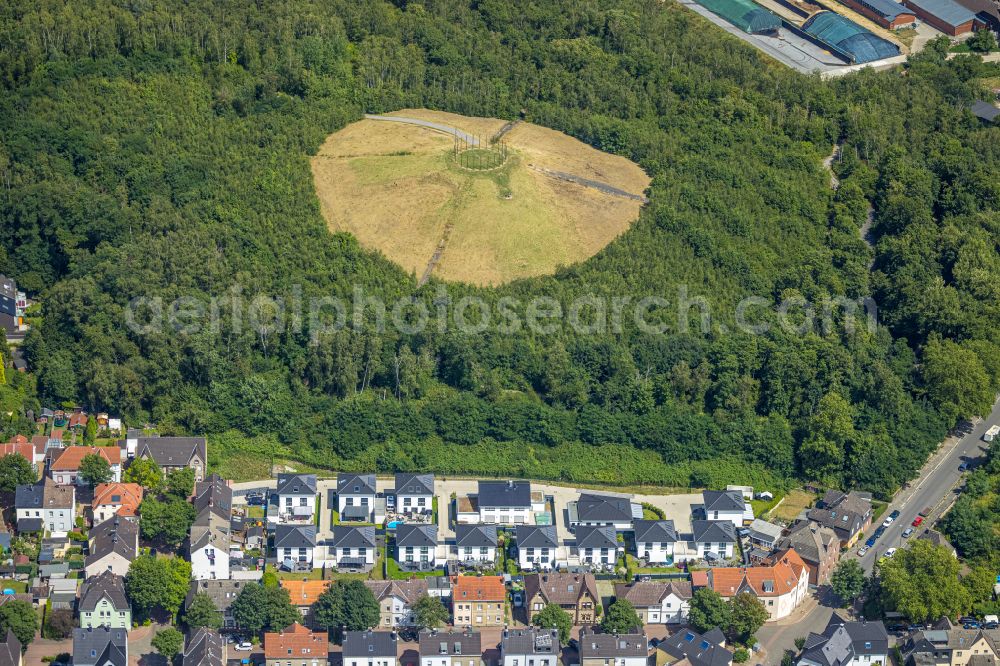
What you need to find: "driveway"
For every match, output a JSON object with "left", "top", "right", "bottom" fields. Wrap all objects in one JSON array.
[
  {"left": 24, "top": 637, "right": 72, "bottom": 665},
  {"left": 755, "top": 590, "right": 837, "bottom": 664}
]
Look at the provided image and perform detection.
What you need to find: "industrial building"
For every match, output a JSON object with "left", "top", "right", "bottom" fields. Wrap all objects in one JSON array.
[
  {"left": 802, "top": 12, "right": 901, "bottom": 62},
  {"left": 902, "top": 0, "right": 979, "bottom": 33},
  {"left": 953, "top": 0, "right": 1000, "bottom": 31},
  {"left": 696, "top": 0, "right": 783, "bottom": 33},
  {"left": 836, "top": 0, "right": 918, "bottom": 27}
]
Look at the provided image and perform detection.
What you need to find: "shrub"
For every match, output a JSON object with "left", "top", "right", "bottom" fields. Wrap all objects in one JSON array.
[{"left": 733, "top": 648, "right": 750, "bottom": 663}]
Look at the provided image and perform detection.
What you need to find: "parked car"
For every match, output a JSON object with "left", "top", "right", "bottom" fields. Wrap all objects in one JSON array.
[
  {"left": 512, "top": 592, "right": 523, "bottom": 607},
  {"left": 865, "top": 536, "right": 877, "bottom": 548},
  {"left": 984, "top": 622, "right": 999, "bottom": 630},
  {"left": 964, "top": 622, "right": 980, "bottom": 630},
  {"left": 873, "top": 526, "right": 886, "bottom": 539},
  {"left": 858, "top": 546, "right": 869, "bottom": 556},
  {"left": 883, "top": 548, "right": 897, "bottom": 559},
  {"left": 959, "top": 462, "right": 968, "bottom": 471},
  {"left": 234, "top": 642, "right": 253, "bottom": 652},
  {"left": 912, "top": 516, "right": 923, "bottom": 527},
  {"left": 919, "top": 506, "right": 932, "bottom": 517},
  {"left": 889, "top": 509, "right": 900, "bottom": 520},
  {"left": 959, "top": 616, "right": 978, "bottom": 625},
  {"left": 882, "top": 510, "right": 900, "bottom": 528},
  {"left": 902, "top": 527, "right": 914, "bottom": 538}
]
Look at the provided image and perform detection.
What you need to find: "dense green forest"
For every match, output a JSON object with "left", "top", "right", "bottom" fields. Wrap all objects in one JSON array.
[{"left": 1, "top": 0, "right": 998, "bottom": 493}]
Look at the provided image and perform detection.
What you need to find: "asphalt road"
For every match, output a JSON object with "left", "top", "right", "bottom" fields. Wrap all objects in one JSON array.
[{"left": 852, "top": 397, "right": 1000, "bottom": 573}]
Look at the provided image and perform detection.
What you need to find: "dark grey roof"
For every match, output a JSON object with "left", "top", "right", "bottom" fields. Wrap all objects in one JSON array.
[
  {"left": 396, "top": 523, "right": 437, "bottom": 548},
  {"left": 276, "top": 473, "right": 317, "bottom": 496},
  {"left": 73, "top": 627, "right": 128, "bottom": 666},
  {"left": 274, "top": 524, "right": 316, "bottom": 549},
  {"left": 395, "top": 473, "right": 434, "bottom": 496},
  {"left": 16, "top": 517, "right": 42, "bottom": 533},
  {"left": 659, "top": 628, "right": 733, "bottom": 666},
  {"left": 478, "top": 480, "right": 531, "bottom": 508},
  {"left": 516, "top": 525, "right": 557, "bottom": 548},
  {"left": 501, "top": 628, "right": 560, "bottom": 655},
  {"left": 633, "top": 519, "right": 678, "bottom": 543},
  {"left": 193, "top": 475, "right": 232, "bottom": 521},
  {"left": 455, "top": 524, "right": 498, "bottom": 548},
  {"left": 798, "top": 617, "right": 889, "bottom": 666},
  {"left": 691, "top": 520, "right": 737, "bottom": 543},
  {"left": 86, "top": 517, "right": 138, "bottom": 565},
  {"left": 332, "top": 525, "right": 376, "bottom": 549},
  {"left": 575, "top": 493, "right": 634, "bottom": 522},
  {"left": 905, "top": 0, "right": 976, "bottom": 25},
  {"left": 79, "top": 572, "right": 129, "bottom": 612},
  {"left": 338, "top": 473, "right": 376, "bottom": 495},
  {"left": 342, "top": 505, "right": 372, "bottom": 520},
  {"left": 343, "top": 630, "right": 398, "bottom": 658},
  {"left": 575, "top": 525, "right": 618, "bottom": 549},
  {"left": 703, "top": 490, "right": 745, "bottom": 513},
  {"left": 578, "top": 629, "right": 647, "bottom": 659},
  {"left": 972, "top": 101, "right": 1000, "bottom": 121},
  {"left": 15, "top": 483, "right": 42, "bottom": 509},
  {"left": 135, "top": 436, "right": 206, "bottom": 467},
  {"left": 183, "top": 627, "right": 224, "bottom": 666},
  {"left": 0, "top": 629, "right": 20, "bottom": 666},
  {"left": 184, "top": 579, "right": 249, "bottom": 612},
  {"left": 418, "top": 629, "right": 482, "bottom": 657}
]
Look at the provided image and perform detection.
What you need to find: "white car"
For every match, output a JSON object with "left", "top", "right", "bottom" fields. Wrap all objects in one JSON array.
[
  {"left": 882, "top": 516, "right": 894, "bottom": 527},
  {"left": 857, "top": 546, "right": 869, "bottom": 556},
  {"left": 883, "top": 548, "right": 897, "bottom": 559},
  {"left": 234, "top": 642, "right": 253, "bottom": 652}
]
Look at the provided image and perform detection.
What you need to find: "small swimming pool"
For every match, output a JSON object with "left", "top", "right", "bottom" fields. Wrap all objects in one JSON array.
[{"left": 386, "top": 521, "right": 402, "bottom": 529}]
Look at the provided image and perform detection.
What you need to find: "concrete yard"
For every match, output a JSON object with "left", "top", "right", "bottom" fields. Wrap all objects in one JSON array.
[{"left": 679, "top": 0, "right": 847, "bottom": 73}]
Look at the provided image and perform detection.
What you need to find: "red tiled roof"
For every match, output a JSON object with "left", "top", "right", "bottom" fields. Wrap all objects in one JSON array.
[
  {"left": 50, "top": 446, "right": 121, "bottom": 471},
  {"left": 451, "top": 575, "right": 506, "bottom": 602},
  {"left": 264, "top": 623, "right": 328, "bottom": 659},
  {"left": 709, "top": 548, "right": 807, "bottom": 597},
  {"left": 93, "top": 483, "right": 144, "bottom": 517},
  {"left": 0, "top": 442, "right": 35, "bottom": 462},
  {"left": 280, "top": 580, "right": 332, "bottom": 607}
]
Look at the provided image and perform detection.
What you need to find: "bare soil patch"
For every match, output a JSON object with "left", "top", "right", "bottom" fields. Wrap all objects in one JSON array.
[{"left": 311, "top": 109, "right": 651, "bottom": 285}]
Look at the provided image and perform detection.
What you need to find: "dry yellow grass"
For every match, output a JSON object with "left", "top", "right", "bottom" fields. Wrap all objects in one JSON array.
[{"left": 311, "top": 110, "right": 651, "bottom": 286}]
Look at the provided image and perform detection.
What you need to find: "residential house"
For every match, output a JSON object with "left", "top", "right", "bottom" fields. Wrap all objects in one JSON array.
[
  {"left": 337, "top": 473, "right": 376, "bottom": 523},
  {"left": 500, "top": 628, "right": 560, "bottom": 666},
  {"left": 572, "top": 525, "right": 620, "bottom": 569},
  {"left": 567, "top": 493, "right": 639, "bottom": 531},
  {"left": 343, "top": 630, "right": 396, "bottom": 666},
  {"left": 276, "top": 473, "right": 317, "bottom": 522},
  {"left": 280, "top": 579, "right": 331, "bottom": 627},
  {"left": 451, "top": 575, "right": 506, "bottom": 627},
  {"left": 49, "top": 446, "right": 122, "bottom": 485},
  {"left": 184, "top": 580, "right": 249, "bottom": 630},
  {"left": 135, "top": 436, "right": 207, "bottom": 481},
  {"left": 680, "top": 520, "right": 737, "bottom": 563},
  {"left": 477, "top": 480, "right": 542, "bottom": 525},
  {"left": 798, "top": 617, "right": 889, "bottom": 666},
  {"left": 781, "top": 521, "right": 840, "bottom": 585},
  {"left": 747, "top": 519, "right": 783, "bottom": 551},
  {"left": 419, "top": 628, "right": 483, "bottom": 666},
  {"left": 903, "top": 624, "right": 1000, "bottom": 666},
  {"left": 274, "top": 525, "right": 317, "bottom": 570},
  {"left": 190, "top": 475, "right": 233, "bottom": 580},
  {"left": 426, "top": 576, "right": 452, "bottom": 600},
  {"left": 702, "top": 490, "right": 752, "bottom": 528},
  {"left": 73, "top": 627, "right": 128, "bottom": 666},
  {"left": 69, "top": 412, "right": 88, "bottom": 432},
  {"left": 633, "top": 520, "right": 679, "bottom": 566},
  {"left": 264, "top": 623, "right": 328, "bottom": 666},
  {"left": 364, "top": 578, "right": 430, "bottom": 628},
  {"left": 78, "top": 572, "right": 131, "bottom": 629},
  {"left": 807, "top": 490, "right": 872, "bottom": 549},
  {"left": 656, "top": 628, "right": 733, "bottom": 666},
  {"left": 578, "top": 628, "right": 647, "bottom": 666},
  {"left": 515, "top": 525, "right": 561, "bottom": 571},
  {"left": 330, "top": 526, "right": 377, "bottom": 571},
  {"left": 523, "top": 572, "right": 599, "bottom": 625},
  {"left": 396, "top": 524, "right": 439, "bottom": 571},
  {"left": 917, "top": 529, "right": 957, "bottom": 558},
  {"left": 182, "top": 628, "right": 224, "bottom": 666},
  {"left": 0, "top": 629, "right": 20, "bottom": 666},
  {"left": 85, "top": 517, "right": 139, "bottom": 578},
  {"left": 613, "top": 579, "right": 693, "bottom": 625},
  {"left": 49, "top": 577, "right": 80, "bottom": 610},
  {"left": 452, "top": 524, "right": 498, "bottom": 567},
  {"left": 91, "top": 483, "right": 143, "bottom": 526},
  {"left": 15, "top": 479, "right": 75, "bottom": 535},
  {"left": 394, "top": 473, "right": 435, "bottom": 517},
  {"left": 707, "top": 549, "right": 810, "bottom": 621},
  {"left": 0, "top": 440, "right": 37, "bottom": 472}
]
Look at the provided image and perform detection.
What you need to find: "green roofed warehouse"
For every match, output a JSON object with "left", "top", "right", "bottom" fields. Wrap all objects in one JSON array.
[
  {"left": 695, "top": 0, "right": 783, "bottom": 33},
  {"left": 802, "top": 12, "right": 901, "bottom": 64}
]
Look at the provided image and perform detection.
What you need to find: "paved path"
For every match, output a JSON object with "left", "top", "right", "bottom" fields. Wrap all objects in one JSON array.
[
  {"left": 364, "top": 114, "right": 481, "bottom": 146},
  {"left": 24, "top": 637, "right": 72, "bottom": 665},
  {"left": 527, "top": 165, "right": 649, "bottom": 202}
]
